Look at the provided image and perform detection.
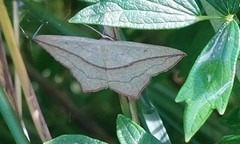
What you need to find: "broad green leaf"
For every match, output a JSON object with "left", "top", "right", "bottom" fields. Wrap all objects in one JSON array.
[
  {"left": 206, "top": 0, "right": 240, "bottom": 15},
  {"left": 175, "top": 20, "right": 240, "bottom": 142},
  {"left": 43, "top": 135, "right": 107, "bottom": 144},
  {"left": 69, "top": 0, "right": 203, "bottom": 29},
  {"left": 116, "top": 114, "right": 162, "bottom": 144}
]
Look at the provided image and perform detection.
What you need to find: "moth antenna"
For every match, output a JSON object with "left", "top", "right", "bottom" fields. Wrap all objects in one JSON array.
[
  {"left": 83, "top": 24, "right": 114, "bottom": 41},
  {"left": 33, "top": 23, "right": 44, "bottom": 37}
]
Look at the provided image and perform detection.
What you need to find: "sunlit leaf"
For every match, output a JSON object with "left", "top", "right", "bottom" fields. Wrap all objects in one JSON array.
[
  {"left": 116, "top": 114, "right": 162, "bottom": 144},
  {"left": 175, "top": 20, "right": 240, "bottom": 142},
  {"left": 138, "top": 89, "right": 171, "bottom": 144},
  {"left": 43, "top": 135, "right": 107, "bottom": 144},
  {"left": 69, "top": 0, "right": 203, "bottom": 29}
]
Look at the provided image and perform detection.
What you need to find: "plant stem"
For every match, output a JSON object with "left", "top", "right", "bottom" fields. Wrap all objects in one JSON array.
[
  {"left": 12, "top": 0, "right": 30, "bottom": 140},
  {"left": 200, "top": 0, "right": 225, "bottom": 32},
  {"left": 199, "top": 15, "right": 222, "bottom": 21},
  {"left": 102, "top": 26, "right": 139, "bottom": 123},
  {"left": 119, "top": 96, "right": 131, "bottom": 118},
  {"left": 13, "top": 0, "right": 22, "bottom": 118},
  {"left": 0, "top": 0, "right": 52, "bottom": 142},
  {"left": 0, "top": 32, "right": 17, "bottom": 111},
  {"left": 128, "top": 98, "right": 140, "bottom": 124}
]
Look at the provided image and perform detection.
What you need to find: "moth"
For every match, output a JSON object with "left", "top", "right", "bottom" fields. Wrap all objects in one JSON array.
[{"left": 34, "top": 35, "right": 185, "bottom": 98}]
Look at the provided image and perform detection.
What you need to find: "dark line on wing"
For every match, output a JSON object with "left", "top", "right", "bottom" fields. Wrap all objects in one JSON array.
[{"left": 35, "top": 38, "right": 185, "bottom": 70}]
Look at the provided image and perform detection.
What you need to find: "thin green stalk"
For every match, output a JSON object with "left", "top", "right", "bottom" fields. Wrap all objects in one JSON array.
[
  {"left": 102, "top": 26, "right": 139, "bottom": 123},
  {"left": 0, "top": 85, "right": 29, "bottom": 144},
  {"left": 198, "top": 15, "right": 222, "bottom": 21},
  {"left": 200, "top": 0, "right": 225, "bottom": 31},
  {"left": 119, "top": 96, "right": 131, "bottom": 118},
  {"left": 128, "top": 98, "right": 139, "bottom": 124}
]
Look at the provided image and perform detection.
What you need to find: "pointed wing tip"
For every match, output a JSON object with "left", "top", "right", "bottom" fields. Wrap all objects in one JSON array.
[
  {"left": 32, "top": 35, "right": 39, "bottom": 41},
  {"left": 178, "top": 52, "right": 187, "bottom": 60},
  {"left": 179, "top": 51, "right": 187, "bottom": 56},
  {"left": 33, "top": 35, "right": 47, "bottom": 42}
]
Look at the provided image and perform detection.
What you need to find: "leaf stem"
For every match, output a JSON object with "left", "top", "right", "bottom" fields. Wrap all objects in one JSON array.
[
  {"left": 200, "top": 0, "right": 226, "bottom": 32},
  {"left": 198, "top": 15, "right": 222, "bottom": 21},
  {"left": 119, "top": 96, "right": 131, "bottom": 118}
]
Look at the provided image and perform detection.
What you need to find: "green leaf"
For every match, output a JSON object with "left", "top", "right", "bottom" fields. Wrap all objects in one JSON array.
[
  {"left": 43, "top": 135, "right": 107, "bottom": 144},
  {"left": 175, "top": 20, "right": 240, "bottom": 142},
  {"left": 69, "top": 0, "right": 203, "bottom": 29},
  {"left": 116, "top": 114, "right": 162, "bottom": 144},
  {"left": 138, "top": 89, "right": 171, "bottom": 144},
  {"left": 206, "top": 0, "right": 240, "bottom": 15}
]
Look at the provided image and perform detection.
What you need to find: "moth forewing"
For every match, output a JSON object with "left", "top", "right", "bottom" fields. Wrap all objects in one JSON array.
[{"left": 34, "top": 35, "right": 185, "bottom": 98}]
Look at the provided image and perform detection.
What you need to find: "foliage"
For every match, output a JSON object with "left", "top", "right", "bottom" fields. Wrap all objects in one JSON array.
[
  {"left": 1, "top": 0, "right": 240, "bottom": 144},
  {"left": 176, "top": 20, "right": 240, "bottom": 142},
  {"left": 45, "top": 115, "right": 162, "bottom": 144},
  {"left": 44, "top": 135, "right": 107, "bottom": 144},
  {"left": 69, "top": 0, "right": 203, "bottom": 29}
]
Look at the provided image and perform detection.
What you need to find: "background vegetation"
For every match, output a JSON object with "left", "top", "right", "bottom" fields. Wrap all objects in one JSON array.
[{"left": 1, "top": 0, "right": 240, "bottom": 144}]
